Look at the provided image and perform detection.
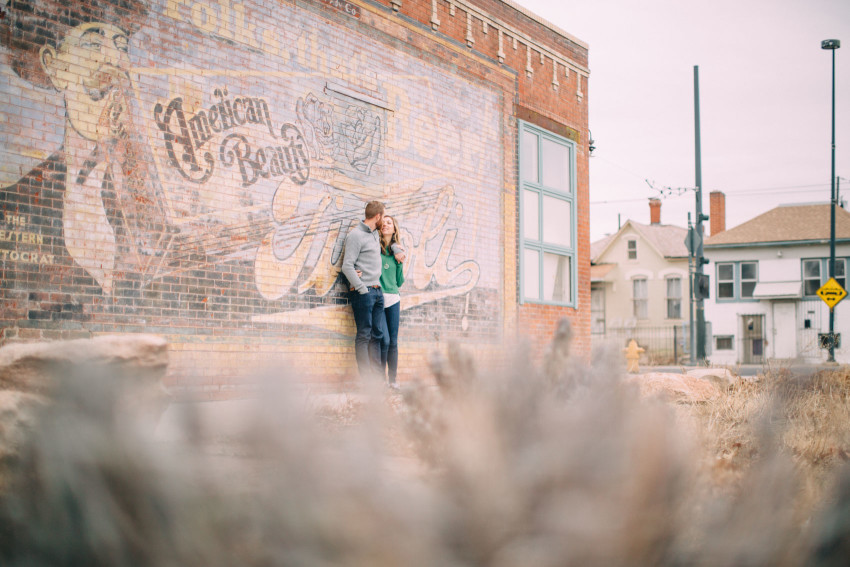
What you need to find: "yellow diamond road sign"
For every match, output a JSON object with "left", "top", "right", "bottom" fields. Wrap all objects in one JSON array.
[{"left": 817, "top": 277, "right": 847, "bottom": 309}]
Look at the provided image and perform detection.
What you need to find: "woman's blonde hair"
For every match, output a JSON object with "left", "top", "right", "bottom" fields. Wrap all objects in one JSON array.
[{"left": 380, "top": 215, "right": 401, "bottom": 255}]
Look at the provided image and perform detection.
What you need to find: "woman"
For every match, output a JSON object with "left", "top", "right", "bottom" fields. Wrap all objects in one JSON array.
[{"left": 378, "top": 215, "right": 405, "bottom": 388}]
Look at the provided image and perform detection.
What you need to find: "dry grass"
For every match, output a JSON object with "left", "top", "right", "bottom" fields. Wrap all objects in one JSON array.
[{"left": 2, "top": 325, "right": 850, "bottom": 566}]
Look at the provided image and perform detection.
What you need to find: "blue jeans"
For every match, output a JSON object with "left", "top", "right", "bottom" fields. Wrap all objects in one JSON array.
[
  {"left": 349, "top": 287, "right": 384, "bottom": 378},
  {"left": 379, "top": 302, "right": 400, "bottom": 383}
]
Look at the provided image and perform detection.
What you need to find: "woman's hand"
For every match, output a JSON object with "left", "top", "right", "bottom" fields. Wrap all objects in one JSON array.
[{"left": 394, "top": 253, "right": 406, "bottom": 263}]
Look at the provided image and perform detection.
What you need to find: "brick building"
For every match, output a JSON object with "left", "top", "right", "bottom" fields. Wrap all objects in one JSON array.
[{"left": 0, "top": 0, "right": 590, "bottom": 396}]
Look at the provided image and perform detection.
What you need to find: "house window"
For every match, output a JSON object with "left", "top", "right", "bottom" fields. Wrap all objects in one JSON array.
[
  {"left": 803, "top": 259, "right": 821, "bottom": 296},
  {"left": 627, "top": 240, "right": 637, "bottom": 260},
  {"left": 633, "top": 278, "right": 648, "bottom": 319},
  {"left": 803, "top": 258, "right": 847, "bottom": 296},
  {"left": 666, "top": 277, "right": 682, "bottom": 319},
  {"left": 715, "top": 336, "right": 734, "bottom": 350},
  {"left": 717, "top": 261, "right": 759, "bottom": 301},
  {"left": 591, "top": 287, "right": 605, "bottom": 334},
  {"left": 717, "top": 263, "right": 735, "bottom": 299},
  {"left": 519, "top": 121, "right": 575, "bottom": 305},
  {"left": 741, "top": 262, "right": 758, "bottom": 298}
]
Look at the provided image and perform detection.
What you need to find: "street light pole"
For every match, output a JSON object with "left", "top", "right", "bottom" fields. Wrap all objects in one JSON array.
[{"left": 823, "top": 39, "right": 840, "bottom": 363}]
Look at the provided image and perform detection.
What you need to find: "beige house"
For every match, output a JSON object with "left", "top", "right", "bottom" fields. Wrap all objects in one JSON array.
[{"left": 591, "top": 200, "right": 690, "bottom": 360}]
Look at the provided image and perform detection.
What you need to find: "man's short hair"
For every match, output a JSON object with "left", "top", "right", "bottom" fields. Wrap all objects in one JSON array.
[
  {"left": 364, "top": 201, "right": 385, "bottom": 220},
  {"left": 0, "top": 0, "right": 149, "bottom": 88}
]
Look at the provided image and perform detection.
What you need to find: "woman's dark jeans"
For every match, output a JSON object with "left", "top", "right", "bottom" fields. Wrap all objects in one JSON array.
[{"left": 380, "top": 302, "right": 400, "bottom": 382}]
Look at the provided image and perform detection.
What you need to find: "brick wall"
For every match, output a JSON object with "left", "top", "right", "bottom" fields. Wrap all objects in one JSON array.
[{"left": 0, "top": 0, "right": 589, "bottom": 396}]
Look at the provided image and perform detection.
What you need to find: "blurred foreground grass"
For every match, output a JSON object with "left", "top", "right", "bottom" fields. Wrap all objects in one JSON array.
[{"left": 2, "top": 323, "right": 849, "bottom": 566}]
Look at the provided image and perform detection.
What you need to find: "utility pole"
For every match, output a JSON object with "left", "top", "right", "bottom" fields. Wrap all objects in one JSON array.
[
  {"left": 823, "top": 39, "right": 840, "bottom": 363},
  {"left": 688, "top": 212, "right": 696, "bottom": 364},
  {"left": 694, "top": 65, "right": 708, "bottom": 362}
]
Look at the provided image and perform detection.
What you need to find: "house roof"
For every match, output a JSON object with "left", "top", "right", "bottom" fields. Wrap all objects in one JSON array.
[
  {"left": 705, "top": 203, "right": 850, "bottom": 247},
  {"left": 591, "top": 220, "right": 689, "bottom": 263},
  {"left": 590, "top": 263, "right": 615, "bottom": 282}
]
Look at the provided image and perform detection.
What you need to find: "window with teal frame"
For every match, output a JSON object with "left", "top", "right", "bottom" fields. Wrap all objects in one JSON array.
[{"left": 519, "top": 121, "right": 576, "bottom": 306}]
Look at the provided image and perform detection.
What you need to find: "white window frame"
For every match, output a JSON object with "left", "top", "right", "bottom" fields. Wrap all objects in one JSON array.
[
  {"left": 740, "top": 261, "right": 758, "bottom": 299},
  {"left": 633, "top": 277, "right": 648, "bottom": 319},
  {"left": 717, "top": 262, "right": 735, "bottom": 300},
  {"left": 627, "top": 239, "right": 637, "bottom": 260},
  {"left": 518, "top": 121, "right": 577, "bottom": 306},
  {"left": 666, "top": 276, "right": 682, "bottom": 319},
  {"left": 717, "top": 261, "right": 759, "bottom": 302},
  {"left": 802, "top": 258, "right": 847, "bottom": 296}
]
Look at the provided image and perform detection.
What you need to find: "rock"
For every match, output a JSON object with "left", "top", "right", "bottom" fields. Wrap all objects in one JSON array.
[
  {"left": 0, "top": 390, "right": 48, "bottom": 492},
  {"left": 627, "top": 372, "right": 722, "bottom": 403},
  {"left": 0, "top": 334, "right": 171, "bottom": 430},
  {"left": 0, "top": 334, "right": 169, "bottom": 394},
  {"left": 686, "top": 367, "right": 752, "bottom": 386}
]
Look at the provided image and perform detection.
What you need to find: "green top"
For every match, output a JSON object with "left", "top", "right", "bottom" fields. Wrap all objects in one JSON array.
[{"left": 379, "top": 249, "right": 405, "bottom": 294}]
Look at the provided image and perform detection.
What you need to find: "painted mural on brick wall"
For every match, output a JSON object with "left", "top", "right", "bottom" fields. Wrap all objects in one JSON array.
[{"left": 0, "top": 0, "right": 502, "bottom": 337}]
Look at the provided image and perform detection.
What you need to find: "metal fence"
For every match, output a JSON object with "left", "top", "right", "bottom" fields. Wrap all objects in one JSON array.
[{"left": 591, "top": 325, "right": 692, "bottom": 365}]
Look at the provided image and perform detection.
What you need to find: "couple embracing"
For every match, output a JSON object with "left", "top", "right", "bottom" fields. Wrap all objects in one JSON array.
[{"left": 340, "top": 201, "right": 405, "bottom": 388}]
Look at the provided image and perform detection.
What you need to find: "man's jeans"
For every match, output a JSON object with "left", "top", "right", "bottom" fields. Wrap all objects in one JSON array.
[{"left": 349, "top": 287, "right": 384, "bottom": 378}]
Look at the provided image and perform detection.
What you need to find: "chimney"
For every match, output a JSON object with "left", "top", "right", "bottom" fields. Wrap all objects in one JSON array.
[
  {"left": 649, "top": 198, "right": 661, "bottom": 225},
  {"left": 710, "top": 191, "right": 726, "bottom": 235}
]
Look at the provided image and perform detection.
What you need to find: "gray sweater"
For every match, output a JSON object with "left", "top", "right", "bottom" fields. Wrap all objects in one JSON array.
[{"left": 341, "top": 221, "right": 382, "bottom": 294}]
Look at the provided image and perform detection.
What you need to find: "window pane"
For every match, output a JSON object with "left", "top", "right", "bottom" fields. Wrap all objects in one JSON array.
[
  {"left": 542, "top": 196, "right": 571, "bottom": 247},
  {"left": 716, "top": 336, "right": 733, "bottom": 350},
  {"left": 804, "top": 260, "right": 821, "bottom": 279},
  {"left": 719, "top": 282, "right": 734, "bottom": 298},
  {"left": 523, "top": 190, "right": 539, "bottom": 241},
  {"left": 835, "top": 259, "right": 846, "bottom": 278},
  {"left": 628, "top": 240, "right": 637, "bottom": 260},
  {"left": 667, "top": 277, "right": 681, "bottom": 298},
  {"left": 804, "top": 279, "right": 821, "bottom": 296},
  {"left": 541, "top": 138, "right": 570, "bottom": 191},
  {"left": 634, "top": 278, "right": 648, "bottom": 298},
  {"left": 543, "top": 252, "right": 570, "bottom": 302},
  {"left": 591, "top": 287, "right": 604, "bottom": 310},
  {"left": 741, "top": 262, "right": 757, "bottom": 280},
  {"left": 718, "top": 263, "right": 734, "bottom": 281},
  {"left": 523, "top": 248, "right": 540, "bottom": 300},
  {"left": 667, "top": 299, "right": 681, "bottom": 319},
  {"left": 741, "top": 281, "right": 756, "bottom": 298},
  {"left": 521, "top": 130, "right": 538, "bottom": 183}
]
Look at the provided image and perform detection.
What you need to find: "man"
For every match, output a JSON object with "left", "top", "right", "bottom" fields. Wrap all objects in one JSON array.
[
  {"left": 1, "top": 0, "right": 172, "bottom": 295},
  {"left": 341, "top": 201, "right": 385, "bottom": 378}
]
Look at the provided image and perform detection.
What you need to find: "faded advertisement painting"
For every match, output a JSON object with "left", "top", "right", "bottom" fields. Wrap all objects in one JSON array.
[{"left": 0, "top": 0, "right": 502, "bottom": 337}]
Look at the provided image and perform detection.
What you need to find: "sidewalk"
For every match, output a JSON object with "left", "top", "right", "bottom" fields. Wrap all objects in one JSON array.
[{"left": 645, "top": 362, "right": 842, "bottom": 377}]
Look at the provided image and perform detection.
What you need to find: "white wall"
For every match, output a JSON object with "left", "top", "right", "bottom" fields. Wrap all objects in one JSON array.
[{"left": 704, "top": 242, "right": 850, "bottom": 364}]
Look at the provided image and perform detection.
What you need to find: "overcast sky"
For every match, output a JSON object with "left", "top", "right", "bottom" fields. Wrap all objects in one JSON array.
[{"left": 516, "top": 0, "right": 850, "bottom": 242}]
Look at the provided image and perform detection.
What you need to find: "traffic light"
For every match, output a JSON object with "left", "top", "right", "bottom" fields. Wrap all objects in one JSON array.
[{"left": 695, "top": 273, "right": 710, "bottom": 300}]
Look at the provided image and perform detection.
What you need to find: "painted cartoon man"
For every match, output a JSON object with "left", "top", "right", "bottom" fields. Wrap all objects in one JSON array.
[{"left": 1, "top": 0, "right": 172, "bottom": 294}]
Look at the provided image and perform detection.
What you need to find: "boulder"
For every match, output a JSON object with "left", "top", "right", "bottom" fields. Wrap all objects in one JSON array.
[
  {"left": 627, "top": 372, "right": 722, "bottom": 404},
  {"left": 0, "top": 390, "right": 48, "bottom": 492},
  {"left": 0, "top": 334, "right": 169, "bottom": 394},
  {"left": 686, "top": 367, "right": 751, "bottom": 385}
]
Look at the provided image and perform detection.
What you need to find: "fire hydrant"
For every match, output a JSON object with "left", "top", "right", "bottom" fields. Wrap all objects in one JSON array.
[{"left": 623, "top": 339, "right": 645, "bottom": 374}]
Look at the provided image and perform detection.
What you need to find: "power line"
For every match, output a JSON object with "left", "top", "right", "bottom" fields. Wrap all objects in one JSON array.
[{"left": 590, "top": 180, "right": 843, "bottom": 205}]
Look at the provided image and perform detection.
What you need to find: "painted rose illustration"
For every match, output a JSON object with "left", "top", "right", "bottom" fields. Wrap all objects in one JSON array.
[
  {"left": 296, "top": 93, "right": 335, "bottom": 160},
  {"left": 340, "top": 106, "right": 381, "bottom": 175}
]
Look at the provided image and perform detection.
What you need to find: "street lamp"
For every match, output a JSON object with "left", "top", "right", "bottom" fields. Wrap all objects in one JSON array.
[{"left": 822, "top": 38, "right": 840, "bottom": 363}]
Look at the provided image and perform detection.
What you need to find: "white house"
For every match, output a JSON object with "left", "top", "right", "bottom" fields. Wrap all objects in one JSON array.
[
  {"left": 704, "top": 196, "right": 850, "bottom": 365},
  {"left": 591, "top": 199, "right": 689, "bottom": 361}
]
